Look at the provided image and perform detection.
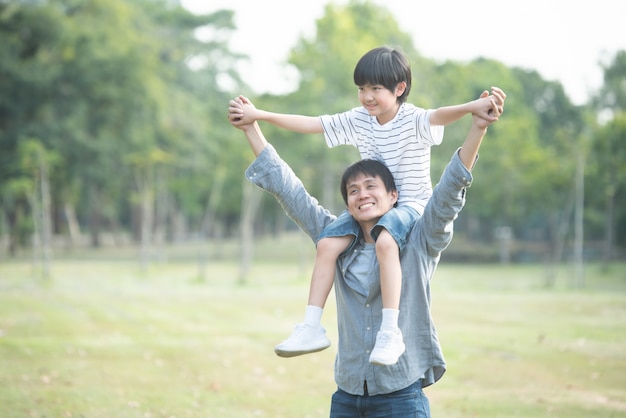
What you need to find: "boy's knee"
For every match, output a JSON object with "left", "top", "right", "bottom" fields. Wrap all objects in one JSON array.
[
  {"left": 317, "top": 236, "right": 352, "bottom": 257},
  {"left": 375, "top": 230, "right": 399, "bottom": 254}
]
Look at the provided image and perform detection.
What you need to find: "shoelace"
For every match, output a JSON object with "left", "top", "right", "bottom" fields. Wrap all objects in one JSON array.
[
  {"left": 375, "top": 331, "right": 396, "bottom": 348},
  {"left": 290, "top": 324, "right": 312, "bottom": 341}
]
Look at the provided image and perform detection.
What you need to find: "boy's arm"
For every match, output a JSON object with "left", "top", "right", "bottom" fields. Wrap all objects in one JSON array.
[
  {"left": 429, "top": 86, "right": 504, "bottom": 127},
  {"left": 229, "top": 95, "right": 324, "bottom": 134}
]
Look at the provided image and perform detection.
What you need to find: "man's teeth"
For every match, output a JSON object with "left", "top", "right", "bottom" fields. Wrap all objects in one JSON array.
[{"left": 360, "top": 203, "right": 374, "bottom": 209}]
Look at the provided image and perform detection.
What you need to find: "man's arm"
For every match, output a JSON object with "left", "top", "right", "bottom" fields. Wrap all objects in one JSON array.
[
  {"left": 229, "top": 95, "right": 323, "bottom": 134},
  {"left": 458, "top": 87, "right": 506, "bottom": 169},
  {"left": 418, "top": 88, "right": 506, "bottom": 255},
  {"left": 237, "top": 120, "right": 268, "bottom": 157},
  {"left": 228, "top": 110, "right": 335, "bottom": 243}
]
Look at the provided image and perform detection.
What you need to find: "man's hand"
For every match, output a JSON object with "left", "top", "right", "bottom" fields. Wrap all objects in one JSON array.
[
  {"left": 474, "top": 87, "right": 506, "bottom": 129},
  {"left": 471, "top": 86, "right": 506, "bottom": 122},
  {"left": 228, "top": 95, "right": 257, "bottom": 127}
]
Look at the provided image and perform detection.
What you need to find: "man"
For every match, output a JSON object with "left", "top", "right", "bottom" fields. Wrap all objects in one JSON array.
[{"left": 227, "top": 88, "right": 505, "bottom": 417}]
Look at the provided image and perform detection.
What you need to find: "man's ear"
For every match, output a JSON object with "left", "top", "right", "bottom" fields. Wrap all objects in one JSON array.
[{"left": 390, "top": 190, "right": 399, "bottom": 205}]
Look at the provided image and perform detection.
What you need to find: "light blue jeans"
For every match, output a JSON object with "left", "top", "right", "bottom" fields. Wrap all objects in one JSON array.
[
  {"left": 329, "top": 380, "right": 431, "bottom": 418},
  {"left": 317, "top": 206, "right": 419, "bottom": 253}
]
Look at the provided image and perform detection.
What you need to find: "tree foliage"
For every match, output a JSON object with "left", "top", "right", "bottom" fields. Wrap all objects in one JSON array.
[
  {"left": 0, "top": 0, "right": 623, "bottom": 262},
  {"left": 0, "top": 0, "right": 239, "bottom": 254}
]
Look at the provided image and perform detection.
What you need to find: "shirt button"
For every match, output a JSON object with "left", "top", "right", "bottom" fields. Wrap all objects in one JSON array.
[{"left": 366, "top": 304, "right": 370, "bottom": 308}]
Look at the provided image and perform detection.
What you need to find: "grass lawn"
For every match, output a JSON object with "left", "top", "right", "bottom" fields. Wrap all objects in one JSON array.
[{"left": 0, "top": 237, "right": 625, "bottom": 417}]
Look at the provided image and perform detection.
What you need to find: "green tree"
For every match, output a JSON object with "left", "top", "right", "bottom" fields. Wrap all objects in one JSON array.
[
  {"left": 226, "top": 0, "right": 592, "bottom": 267},
  {"left": 0, "top": 0, "right": 240, "bottom": 257},
  {"left": 586, "top": 50, "right": 626, "bottom": 259},
  {"left": 17, "top": 138, "right": 60, "bottom": 277},
  {"left": 249, "top": 0, "right": 423, "bottom": 218},
  {"left": 587, "top": 115, "right": 626, "bottom": 258}
]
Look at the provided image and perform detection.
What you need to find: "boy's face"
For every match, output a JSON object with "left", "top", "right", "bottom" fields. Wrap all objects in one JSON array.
[
  {"left": 357, "top": 82, "right": 406, "bottom": 125},
  {"left": 345, "top": 172, "right": 398, "bottom": 224}
]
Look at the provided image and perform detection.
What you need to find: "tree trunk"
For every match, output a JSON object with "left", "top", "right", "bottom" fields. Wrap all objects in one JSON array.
[
  {"left": 573, "top": 151, "right": 585, "bottom": 288},
  {"left": 140, "top": 186, "right": 154, "bottom": 271},
  {"left": 197, "top": 164, "right": 226, "bottom": 281},
  {"left": 603, "top": 184, "right": 616, "bottom": 263},
  {"left": 29, "top": 157, "right": 52, "bottom": 279},
  {"left": 203, "top": 164, "right": 226, "bottom": 238},
  {"left": 40, "top": 159, "right": 52, "bottom": 278},
  {"left": 30, "top": 184, "right": 41, "bottom": 274},
  {"left": 63, "top": 202, "right": 82, "bottom": 249},
  {"left": 544, "top": 181, "right": 575, "bottom": 288},
  {"left": 238, "top": 179, "right": 262, "bottom": 284},
  {"left": 88, "top": 187, "right": 102, "bottom": 248},
  {"left": 153, "top": 166, "right": 168, "bottom": 262}
]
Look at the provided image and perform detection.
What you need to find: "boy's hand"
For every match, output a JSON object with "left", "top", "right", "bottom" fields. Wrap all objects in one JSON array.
[
  {"left": 472, "top": 86, "right": 506, "bottom": 121},
  {"left": 473, "top": 87, "right": 506, "bottom": 129},
  {"left": 487, "top": 86, "right": 506, "bottom": 116},
  {"left": 228, "top": 95, "right": 257, "bottom": 126}
]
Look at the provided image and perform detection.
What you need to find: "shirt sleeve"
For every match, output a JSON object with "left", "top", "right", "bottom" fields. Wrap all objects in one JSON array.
[
  {"left": 417, "top": 148, "right": 475, "bottom": 256},
  {"left": 319, "top": 109, "right": 359, "bottom": 149},
  {"left": 245, "top": 144, "right": 336, "bottom": 242},
  {"left": 418, "top": 108, "right": 444, "bottom": 146}
]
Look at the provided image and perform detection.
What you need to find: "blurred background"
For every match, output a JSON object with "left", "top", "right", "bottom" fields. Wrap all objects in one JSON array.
[
  {"left": 1, "top": 0, "right": 625, "bottom": 279},
  {"left": 1, "top": 2, "right": 625, "bottom": 417}
]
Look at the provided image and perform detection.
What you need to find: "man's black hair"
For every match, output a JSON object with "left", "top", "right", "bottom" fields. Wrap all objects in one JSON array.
[{"left": 340, "top": 159, "right": 397, "bottom": 206}]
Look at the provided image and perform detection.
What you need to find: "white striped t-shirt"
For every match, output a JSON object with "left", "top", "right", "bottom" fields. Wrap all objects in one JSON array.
[{"left": 320, "top": 103, "right": 444, "bottom": 214}]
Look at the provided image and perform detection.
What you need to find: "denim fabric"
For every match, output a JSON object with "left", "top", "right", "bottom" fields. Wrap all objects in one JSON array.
[
  {"left": 317, "top": 210, "right": 359, "bottom": 243},
  {"left": 330, "top": 381, "right": 431, "bottom": 418},
  {"left": 371, "top": 205, "right": 419, "bottom": 252},
  {"left": 317, "top": 206, "right": 419, "bottom": 254}
]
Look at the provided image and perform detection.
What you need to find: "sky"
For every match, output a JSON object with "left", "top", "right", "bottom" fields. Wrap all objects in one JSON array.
[{"left": 181, "top": 0, "right": 626, "bottom": 105}]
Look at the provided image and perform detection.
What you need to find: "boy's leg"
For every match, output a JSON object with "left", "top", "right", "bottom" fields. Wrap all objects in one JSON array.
[
  {"left": 369, "top": 228, "right": 405, "bottom": 366},
  {"left": 307, "top": 235, "right": 353, "bottom": 307},
  {"left": 375, "top": 229, "right": 401, "bottom": 310},
  {"left": 274, "top": 235, "right": 353, "bottom": 358}
]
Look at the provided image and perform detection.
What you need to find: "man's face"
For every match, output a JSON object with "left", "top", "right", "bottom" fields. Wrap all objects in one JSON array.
[{"left": 345, "top": 173, "right": 398, "bottom": 224}]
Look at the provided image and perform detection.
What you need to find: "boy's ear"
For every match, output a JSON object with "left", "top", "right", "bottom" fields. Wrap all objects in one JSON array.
[{"left": 395, "top": 81, "right": 407, "bottom": 97}]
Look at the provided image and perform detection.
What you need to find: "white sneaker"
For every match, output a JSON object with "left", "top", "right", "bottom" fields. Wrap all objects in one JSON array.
[
  {"left": 274, "top": 323, "right": 331, "bottom": 358},
  {"left": 369, "top": 328, "right": 405, "bottom": 366}
]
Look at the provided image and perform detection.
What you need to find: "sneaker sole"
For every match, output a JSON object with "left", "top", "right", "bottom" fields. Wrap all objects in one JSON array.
[
  {"left": 369, "top": 357, "right": 399, "bottom": 366},
  {"left": 274, "top": 344, "right": 330, "bottom": 358},
  {"left": 369, "top": 346, "right": 406, "bottom": 366}
]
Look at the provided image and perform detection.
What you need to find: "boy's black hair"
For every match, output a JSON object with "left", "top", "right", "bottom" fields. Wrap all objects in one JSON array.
[
  {"left": 340, "top": 159, "right": 397, "bottom": 206},
  {"left": 353, "top": 46, "right": 411, "bottom": 103}
]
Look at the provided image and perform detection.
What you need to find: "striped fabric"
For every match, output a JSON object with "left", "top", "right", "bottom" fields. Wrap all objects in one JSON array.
[{"left": 320, "top": 103, "right": 444, "bottom": 213}]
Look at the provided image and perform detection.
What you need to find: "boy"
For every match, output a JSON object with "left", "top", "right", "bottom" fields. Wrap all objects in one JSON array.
[{"left": 230, "top": 46, "right": 502, "bottom": 366}]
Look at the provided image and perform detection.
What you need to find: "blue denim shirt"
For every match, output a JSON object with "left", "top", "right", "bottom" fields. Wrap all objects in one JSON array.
[{"left": 245, "top": 144, "right": 474, "bottom": 395}]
